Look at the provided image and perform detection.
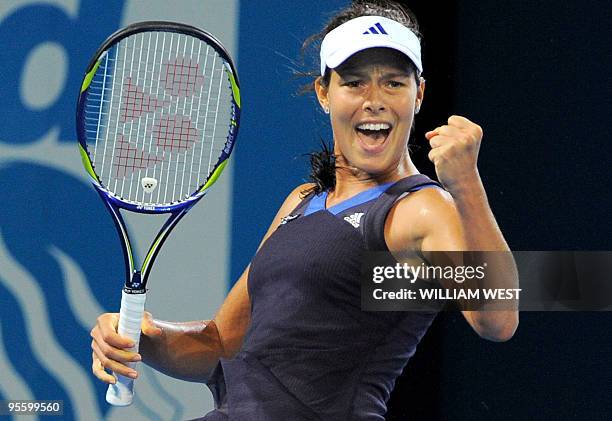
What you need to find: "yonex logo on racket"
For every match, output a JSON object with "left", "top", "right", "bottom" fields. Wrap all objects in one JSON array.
[{"left": 362, "top": 23, "right": 388, "bottom": 35}]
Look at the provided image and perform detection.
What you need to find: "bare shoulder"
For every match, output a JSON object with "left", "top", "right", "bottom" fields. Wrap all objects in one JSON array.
[
  {"left": 279, "top": 183, "right": 316, "bottom": 215},
  {"left": 397, "top": 186, "right": 456, "bottom": 216},
  {"left": 385, "top": 185, "right": 464, "bottom": 252},
  {"left": 259, "top": 183, "right": 316, "bottom": 243}
]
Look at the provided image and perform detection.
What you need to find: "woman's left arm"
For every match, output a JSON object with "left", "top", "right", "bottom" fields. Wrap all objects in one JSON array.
[
  {"left": 426, "top": 115, "right": 519, "bottom": 341},
  {"left": 442, "top": 176, "right": 519, "bottom": 342}
]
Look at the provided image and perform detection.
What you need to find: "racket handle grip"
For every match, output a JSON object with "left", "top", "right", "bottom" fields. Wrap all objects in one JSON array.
[{"left": 106, "top": 290, "right": 147, "bottom": 406}]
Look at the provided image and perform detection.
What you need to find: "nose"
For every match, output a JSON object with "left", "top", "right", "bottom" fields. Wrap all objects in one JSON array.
[{"left": 362, "top": 86, "right": 386, "bottom": 113}]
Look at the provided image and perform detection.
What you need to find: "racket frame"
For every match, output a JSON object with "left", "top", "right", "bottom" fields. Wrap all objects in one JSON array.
[
  {"left": 76, "top": 20, "right": 240, "bottom": 292},
  {"left": 75, "top": 21, "right": 240, "bottom": 405}
]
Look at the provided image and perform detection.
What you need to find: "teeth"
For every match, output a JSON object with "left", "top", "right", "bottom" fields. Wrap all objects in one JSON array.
[{"left": 357, "top": 123, "right": 391, "bottom": 131}]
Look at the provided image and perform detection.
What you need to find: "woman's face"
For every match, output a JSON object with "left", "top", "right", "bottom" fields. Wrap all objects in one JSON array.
[{"left": 316, "top": 48, "right": 424, "bottom": 178}]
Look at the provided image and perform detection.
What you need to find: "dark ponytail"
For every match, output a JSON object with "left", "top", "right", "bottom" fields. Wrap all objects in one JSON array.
[{"left": 302, "top": 141, "right": 336, "bottom": 196}]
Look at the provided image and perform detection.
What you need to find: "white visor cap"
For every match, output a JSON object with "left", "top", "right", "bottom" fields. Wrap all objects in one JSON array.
[{"left": 320, "top": 16, "right": 422, "bottom": 77}]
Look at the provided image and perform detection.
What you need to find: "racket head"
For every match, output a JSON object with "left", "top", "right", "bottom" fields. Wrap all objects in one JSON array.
[{"left": 76, "top": 21, "right": 240, "bottom": 212}]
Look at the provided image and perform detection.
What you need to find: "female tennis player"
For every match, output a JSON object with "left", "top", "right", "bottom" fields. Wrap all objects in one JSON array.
[{"left": 91, "top": 1, "right": 518, "bottom": 419}]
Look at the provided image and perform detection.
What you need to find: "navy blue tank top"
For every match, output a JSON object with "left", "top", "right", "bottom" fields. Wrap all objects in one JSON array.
[{"left": 201, "top": 175, "right": 441, "bottom": 421}]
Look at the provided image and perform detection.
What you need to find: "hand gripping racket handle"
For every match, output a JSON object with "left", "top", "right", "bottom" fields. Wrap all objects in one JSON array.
[{"left": 106, "top": 291, "right": 146, "bottom": 406}]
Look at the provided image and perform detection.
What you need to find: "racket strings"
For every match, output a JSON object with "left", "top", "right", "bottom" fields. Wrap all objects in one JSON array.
[{"left": 84, "top": 30, "right": 233, "bottom": 206}]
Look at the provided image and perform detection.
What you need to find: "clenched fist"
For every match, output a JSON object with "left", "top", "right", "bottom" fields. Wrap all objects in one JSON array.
[{"left": 425, "top": 115, "right": 483, "bottom": 193}]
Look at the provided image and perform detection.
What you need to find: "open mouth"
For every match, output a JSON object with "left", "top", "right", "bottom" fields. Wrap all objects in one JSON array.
[{"left": 355, "top": 122, "right": 392, "bottom": 152}]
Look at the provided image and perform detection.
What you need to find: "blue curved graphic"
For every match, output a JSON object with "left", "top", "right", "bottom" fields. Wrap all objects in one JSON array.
[
  {"left": 0, "top": 162, "right": 125, "bottom": 419},
  {"left": 0, "top": 0, "right": 124, "bottom": 144},
  {"left": 0, "top": 1, "right": 232, "bottom": 418},
  {"left": 0, "top": 278, "right": 70, "bottom": 412}
]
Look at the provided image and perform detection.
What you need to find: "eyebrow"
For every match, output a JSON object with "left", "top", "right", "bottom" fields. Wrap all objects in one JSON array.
[
  {"left": 338, "top": 69, "right": 412, "bottom": 79},
  {"left": 381, "top": 71, "right": 412, "bottom": 79}
]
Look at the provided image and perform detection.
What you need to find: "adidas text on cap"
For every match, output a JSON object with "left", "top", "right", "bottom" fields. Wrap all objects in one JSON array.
[{"left": 320, "top": 16, "right": 422, "bottom": 77}]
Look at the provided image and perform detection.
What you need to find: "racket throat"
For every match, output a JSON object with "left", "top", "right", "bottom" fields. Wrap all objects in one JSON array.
[{"left": 125, "top": 271, "right": 146, "bottom": 294}]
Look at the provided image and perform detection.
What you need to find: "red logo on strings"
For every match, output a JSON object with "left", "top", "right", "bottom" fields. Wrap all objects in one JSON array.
[
  {"left": 114, "top": 58, "right": 204, "bottom": 178},
  {"left": 113, "top": 135, "right": 162, "bottom": 178}
]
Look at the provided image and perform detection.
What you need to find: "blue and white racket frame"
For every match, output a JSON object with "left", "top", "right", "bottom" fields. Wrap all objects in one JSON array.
[{"left": 75, "top": 21, "right": 240, "bottom": 406}]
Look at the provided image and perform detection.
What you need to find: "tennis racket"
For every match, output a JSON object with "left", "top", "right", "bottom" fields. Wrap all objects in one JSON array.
[{"left": 76, "top": 21, "right": 240, "bottom": 406}]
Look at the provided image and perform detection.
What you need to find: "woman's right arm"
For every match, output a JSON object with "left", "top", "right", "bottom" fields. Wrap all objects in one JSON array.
[
  {"left": 91, "top": 183, "right": 313, "bottom": 384},
  {"left": 90, "top": 266, "right": 251, "bottom": 384}
]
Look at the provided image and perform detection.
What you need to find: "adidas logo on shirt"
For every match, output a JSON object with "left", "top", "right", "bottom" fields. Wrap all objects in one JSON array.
[
  {"left": 279, "top": 214, "right": 300, "bottom": 225},
  {"left": 362, "top": 22, "right": 388, "bottom": 35},
  {"left": 344, "top": 212, "right": 364, "bottom": 228}
]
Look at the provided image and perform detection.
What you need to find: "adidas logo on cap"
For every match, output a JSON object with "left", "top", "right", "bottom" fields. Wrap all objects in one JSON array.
[{"left": 362, "top": 22, "right": 388, "bottom": 35}]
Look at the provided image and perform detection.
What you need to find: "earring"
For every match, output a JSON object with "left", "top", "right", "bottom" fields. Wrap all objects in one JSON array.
[
  {"left": 323, "top": 106, "right": 330, "bottom": 114},
  {"left": 415, "top": 105, "right": 420, "bottom": 115}
]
